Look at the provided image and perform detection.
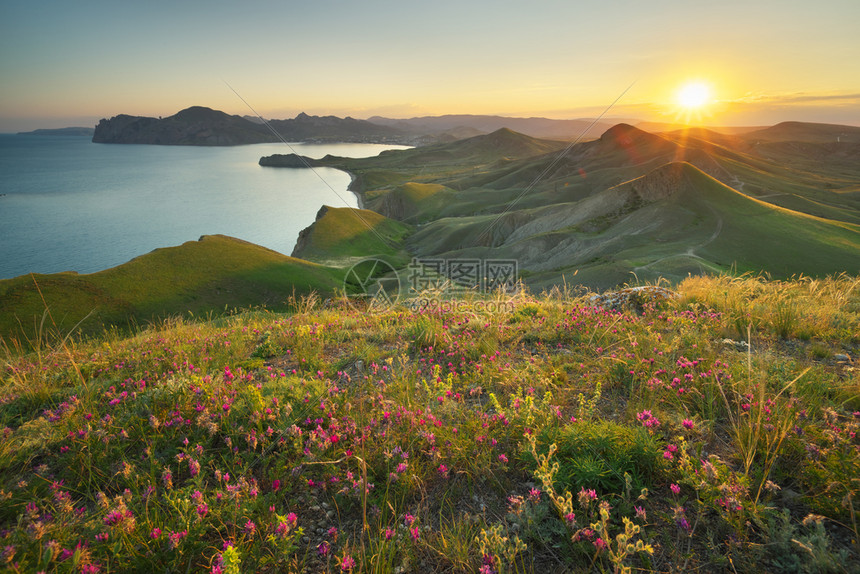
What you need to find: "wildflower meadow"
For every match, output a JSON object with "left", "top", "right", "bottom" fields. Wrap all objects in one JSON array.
[{"left": 1, "top": 274, "right": 858, "bottom": 572}]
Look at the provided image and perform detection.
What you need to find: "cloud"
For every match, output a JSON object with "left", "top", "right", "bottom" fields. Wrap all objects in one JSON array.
[
  {"left": 537, "top": 92, "right": 860, "bottom": 127},
  {"left": 728, "top": 91, "right": 860, "bottom": 106}
]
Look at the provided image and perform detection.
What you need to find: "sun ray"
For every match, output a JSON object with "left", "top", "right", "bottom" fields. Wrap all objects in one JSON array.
[{"left": 673, "top": 81, "right": 714, "bottom": 125}]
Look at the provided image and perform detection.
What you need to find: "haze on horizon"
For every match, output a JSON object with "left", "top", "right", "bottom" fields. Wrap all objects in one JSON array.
[{"left": 1, "top": 0, "right": 859, "bottom": 133}]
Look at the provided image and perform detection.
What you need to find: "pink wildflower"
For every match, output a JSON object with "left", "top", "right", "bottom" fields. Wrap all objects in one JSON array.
[
  {"left": 340, "top": 554, "right": 356, "bottom": 571},
  {"left": 168, "top": 530, "right": 187, "bottom": 549}
]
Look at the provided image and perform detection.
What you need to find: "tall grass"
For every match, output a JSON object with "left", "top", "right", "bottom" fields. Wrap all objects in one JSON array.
[
  {"left": 679, "top": 272, "right": 860, "bottom": 342},
  {"left": 0, "top": 274, "right": 857, "bottom": 572}
]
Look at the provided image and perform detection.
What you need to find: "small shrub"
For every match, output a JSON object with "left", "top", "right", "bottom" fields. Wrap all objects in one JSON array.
[
  {"left": 761, "top": 509, "right": 848, "bottom": 574},
  {"left": 537, "top": 421, "right": 663, "bottom": 493},
  {"left": 807, "top": 342, "right": 831, "bottom": 360},
  {"left": 251, "top": 332, "right": 281, "bottom": 359}
]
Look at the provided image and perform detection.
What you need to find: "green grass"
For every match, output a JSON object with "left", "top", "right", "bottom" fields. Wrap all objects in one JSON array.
[
  {"left": 1, "top": 275, "right": 857, "bottom": 573},
  {"left": 367, "top": 182, "right": 456, "bottom": 223},
  {"left": 396, "top": 162, "right": 858, "bottom": 290},
  {"left": 291, "top": 206, "right": 412, "bottom": 265},
  {"left": 659, "top": 165, "right": 845, "bottom": 267},
  {"left": 276, "top": 125, "right": 859, "bottom": 290},
  {"left": 0, "top": 235, "right": 342, "bottom": 343},
  {"left": 678, "top": 165, "right": 860, "bottom": 276},
  {"left": 537, "top": 420, "right": 663, "bottom": 493}
]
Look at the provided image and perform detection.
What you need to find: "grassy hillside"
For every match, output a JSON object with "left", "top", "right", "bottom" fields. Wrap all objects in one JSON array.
[
  {"left": 0, "top": 235, "right": 342, "bottom": 343},
  {"left": 380, "top": 127, "right": 568, "bottom": 166},
  {"left": 403, "top": 162, "right": 860, "bottom": 288},
  {"left": 291, "top": 206, "right": 413, "bottom": 266},
  {"left": 1, "top": 276, "right": 857, "bottom": 572},
  {"left": 679, "top": 164, "right": 860, "bottom": 275},
  {"left": 369, "top": 182, "right": 456, "bottom": 223},
  {"left": 258, "top": 121, "right": 860, "bottom": 291}
]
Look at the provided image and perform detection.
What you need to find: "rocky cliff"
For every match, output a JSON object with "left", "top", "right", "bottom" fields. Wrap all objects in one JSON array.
[
  {"left": 92, "top": 107, "right": 274, "bottom": 145},
  {"left": 93, "top": 106, "right": 411, "bottom": 146}
]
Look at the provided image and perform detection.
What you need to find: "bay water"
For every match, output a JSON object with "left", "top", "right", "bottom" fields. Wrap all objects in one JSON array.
[{"left": 0, "top": 135, "right": 408, "bottom": 280}]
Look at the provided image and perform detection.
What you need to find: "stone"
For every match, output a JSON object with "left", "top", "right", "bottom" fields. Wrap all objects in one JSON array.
[
  {"left": 722, "top": 338, "right": 751, "bottom": 352},
  {"left": 590, "top": 285, "right": 679, "bottom": 311}
]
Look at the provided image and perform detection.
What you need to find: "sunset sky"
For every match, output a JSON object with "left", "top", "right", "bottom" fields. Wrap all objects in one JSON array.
[{"left": 2, "top": 0, "right": 859, "bottom": 132}]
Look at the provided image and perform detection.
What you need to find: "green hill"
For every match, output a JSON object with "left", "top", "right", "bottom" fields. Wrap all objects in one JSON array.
[
  {"left": 291, "top": 206, "right": 412, "bottom": 265},
  {"left": 0, "top": 235, "right": 342, "bottom": 343},
  {"left": 661, "top": 126, "right": 746, "bottom": 149},
  {"left": 404, "top": 162, "right": 860, "bottom": 288},
  {"left": 677, "top": 163, "right": 860, "bottom": 274},
  {"left": 353, "top": 127, "right": 567, "bottom": 169},
  {"left": 370, "top": 182, "right": 456, "bottom": 223},
  {"left": 258, "top": 123, "right": 860, "bottom": 289}
]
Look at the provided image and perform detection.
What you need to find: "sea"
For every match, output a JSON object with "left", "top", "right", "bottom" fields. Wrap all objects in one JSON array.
[{"left": 0, "top": 135, "right": 409, "bottom": 280}]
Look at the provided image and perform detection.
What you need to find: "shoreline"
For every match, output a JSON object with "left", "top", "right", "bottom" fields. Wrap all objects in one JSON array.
[
  {"left": 345, "top": 170, "right": 364, "bottom": 210},
  {"left": 3, "top": 141, "right": 393, "bottom": 280},
  {"left": 289, "top": 167, "right": 366, "bottom": 259}
]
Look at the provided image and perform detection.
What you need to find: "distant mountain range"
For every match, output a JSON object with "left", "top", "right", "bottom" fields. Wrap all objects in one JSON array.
[
  {"left": 90, "top": 105, "right": 851, "bottom": 148},
  {"left": 92, "top": 106, "right": 623, "bottom": 146},
  {"left": 367, "top": 114, "right": 617, "bottom": 141},
  {"left": 17, "top": 127, "right": 94, "bottom": 136}
]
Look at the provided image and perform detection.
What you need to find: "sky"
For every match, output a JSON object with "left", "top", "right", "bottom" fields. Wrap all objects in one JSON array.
[{"left": 1, "top": 0, "right": 859, "bottom": 132}]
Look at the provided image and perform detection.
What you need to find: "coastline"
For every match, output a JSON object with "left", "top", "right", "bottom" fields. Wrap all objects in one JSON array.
[
  {"left": 288, "top": 167, "right": 366, "bottom": 259},
  {"left": 345, "top": 170, "right": 365, "bottom": 210},
  {"left": 258, "top": 151, "right": 376, "bottom": 213},
  {"left": 3, "top": 140, "right": 389, "bottom": 280}
]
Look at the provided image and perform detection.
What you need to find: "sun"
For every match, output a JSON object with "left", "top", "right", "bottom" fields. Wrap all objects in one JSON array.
[{"left": 677, "top": 82, "right": 711, "bottom": 109}]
